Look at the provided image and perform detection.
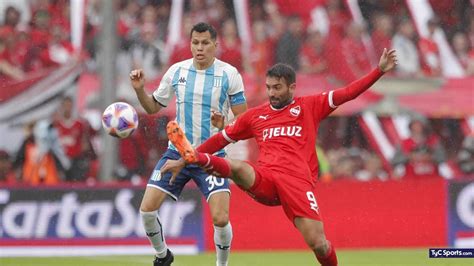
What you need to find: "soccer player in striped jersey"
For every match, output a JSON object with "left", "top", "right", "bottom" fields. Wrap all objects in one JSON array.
[
  {"left": 162, "top": 49, "right": 398, "bottom": 266},
  {"left": 130, "top": 22, "right": 247, "bottom": 266}
]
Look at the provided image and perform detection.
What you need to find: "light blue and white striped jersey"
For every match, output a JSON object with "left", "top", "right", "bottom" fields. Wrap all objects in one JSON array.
[{"left": 153, "top": 58, "right": 246, "bottom": 153}]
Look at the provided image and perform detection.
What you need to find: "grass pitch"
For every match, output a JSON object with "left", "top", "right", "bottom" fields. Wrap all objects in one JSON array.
[{"left": 1, "top": 249, "right": 472, "bottom": 266}]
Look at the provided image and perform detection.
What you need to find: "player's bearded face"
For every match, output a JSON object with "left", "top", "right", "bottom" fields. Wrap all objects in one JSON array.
[
  {"left": 266, "top": 77, "right": 294, "bottom": 109},
  {"left": 191, "top": 31, "right": 217, "bottom": 69}
]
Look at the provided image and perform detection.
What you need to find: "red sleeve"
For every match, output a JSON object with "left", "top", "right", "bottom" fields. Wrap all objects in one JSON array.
[
  {"left": 196, "top": 110, "right": 253, "bottom": 154},
  {"left": 306, "top": 93, "right": 335, "bottom": 121},
  {"left": 222, "top": 110, "right": 254, "bottom": 142},
  {"left": 196, "top": 133, "right": 230, "bottom": 154},
  {"left": 332, "top": 67, "right": 384, "bottom": 106}
]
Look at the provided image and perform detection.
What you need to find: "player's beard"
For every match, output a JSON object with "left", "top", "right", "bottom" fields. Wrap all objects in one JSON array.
[{"left": 269, "top": 96, "right": 292, "bottom": 109}]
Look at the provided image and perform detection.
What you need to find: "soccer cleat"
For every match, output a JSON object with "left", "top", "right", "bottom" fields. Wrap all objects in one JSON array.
[
  {"left": 166, "top": 121, "right": 197, "bottom": 163},
  {"left": 153, "top": 249, "right": 174, "bottom": 266}
]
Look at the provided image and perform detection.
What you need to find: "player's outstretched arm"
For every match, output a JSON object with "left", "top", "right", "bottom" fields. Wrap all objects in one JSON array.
[
  {"left": 332, "top": 49, "right": 398, "bottom": 106},
  {"left": 129, "top": 69, "right": 163, "bottom": 114}
]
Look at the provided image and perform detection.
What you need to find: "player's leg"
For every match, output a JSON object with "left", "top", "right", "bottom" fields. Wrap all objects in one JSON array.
[
  {"left": 140, "top": 187, "right": 173, "bottom": 264},
  {"left": 276, "top": 177, "right": 337, "bottom": 266},
  {"left": 294, "top": 217, "right": 337, "bottom": 266},
  {"left": 141, "top": 149, "right": 189, "bottom": 266},
  {"left": 192, "top": 164, "right": 236, "bottom": 266},
  {"left": 208, "top": 192, "right": 232, "bottom": 266}
]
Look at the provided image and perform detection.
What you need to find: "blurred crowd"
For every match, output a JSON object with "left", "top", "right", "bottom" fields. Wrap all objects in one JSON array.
[
  {"left": 1, "top": 0, "right": 473, "bottom": 185},
  {"left": 0, "top": 0, "right": 79, "bottom": 83}
]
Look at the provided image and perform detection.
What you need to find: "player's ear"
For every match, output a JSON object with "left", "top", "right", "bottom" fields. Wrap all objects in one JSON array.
[{"left": 289, "top": 83, "right": 296, "bottom": 91}]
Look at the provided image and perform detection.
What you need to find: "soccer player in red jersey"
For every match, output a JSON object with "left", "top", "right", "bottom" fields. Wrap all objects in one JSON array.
[{"left": 162, "top": 49, "right": 398, "bottom": 266}]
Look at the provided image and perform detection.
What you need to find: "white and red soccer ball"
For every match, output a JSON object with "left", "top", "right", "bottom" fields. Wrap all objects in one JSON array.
[{"left": 101, "top": 102, "right": 138, "bottom": 138}]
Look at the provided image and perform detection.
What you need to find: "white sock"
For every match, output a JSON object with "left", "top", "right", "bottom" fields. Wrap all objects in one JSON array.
[
  {"left": 214, "top": 222, "right": 232, "bottom": 266},
  {"left": 140, "top": 210, "right": 168, "bottom": 258}
]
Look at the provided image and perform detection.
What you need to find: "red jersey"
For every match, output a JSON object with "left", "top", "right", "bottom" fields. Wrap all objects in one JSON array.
[
  {"left": 224, "top": 94, "right": 335, "bottom": 183},
  {"left": 55, "top": 119, "right": 85, "bottom": 159}
]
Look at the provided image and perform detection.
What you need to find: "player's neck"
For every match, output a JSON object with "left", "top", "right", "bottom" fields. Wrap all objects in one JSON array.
[{"left": 193, "top": 58, "right": 215, "bottom": 70}]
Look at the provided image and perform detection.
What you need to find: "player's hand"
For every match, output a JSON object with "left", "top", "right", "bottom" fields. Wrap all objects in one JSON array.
[
  {"left": 378, "top": 48, "right": 398, "bottom": 73},
  {"left": 129, "top": 69, "right": 145, "bottom": 92},
  {"left": 160, "top": 158, "right": 185, "bottom": 185},
  {"left": 211, "top": 110, "right": 225, "bottom": 130}
]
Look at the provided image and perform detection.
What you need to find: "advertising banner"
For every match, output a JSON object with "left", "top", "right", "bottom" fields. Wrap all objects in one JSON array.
[
  {"left": 207, "top": 179, "right": 448, "bottom": 250},
  {"left": 0, "top": 186, "right": 203, "bottom": 257},
  {"left": 447, "top": 180, "right": 474, "bottom": 247}
]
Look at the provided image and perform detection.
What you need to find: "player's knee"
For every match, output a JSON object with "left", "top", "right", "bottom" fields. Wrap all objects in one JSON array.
[
  {"left": 140, "top": 204, "right": 153, "bottom": 213},
  {"left": 212, "top": 211, "right": 229, "bottom": 227},
  {"left": 140, "top": 209, "right": 157, "bottom": 226},
  {"left": 229, "top": 160, "right": 245, "bottom": 175},
  {"left": 140, "top": 199, "right": 159, "bottom": 213},
  {"left": 307, "top": 237, "right": 328, "bottom": 256}
]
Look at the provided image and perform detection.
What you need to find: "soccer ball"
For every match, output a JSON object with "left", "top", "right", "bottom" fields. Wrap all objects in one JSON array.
[{"left": 101, "top": 102, "right": 138, "bottom": 138}]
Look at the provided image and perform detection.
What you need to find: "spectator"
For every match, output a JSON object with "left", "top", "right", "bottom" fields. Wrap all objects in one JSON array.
[
  {"left": 0, "top": 36, "right": 25, "bottom": 81},
  {"left": 300, "top": 29, "right": 328, "bottom": 75},
  {"left": 46, "top": 25, "right": 75, "bottom": 66},
  {"left": 187, "top": 0, "right": 209, "bottom": 24},
  {"left": 331, "top": 153, "right": 357, "bottom": 179},
  {"left": 341, "top": 21, "right": 372, "bottom": 77},
  {"left": 168, "top": 16, "right": 193, "bottom": 66},
  {"left": 30, "top": 9, "right": 51, "bottom": 49},
  {"left": 371, "top": 13, "right": 393, "bottom": 56},
  {"left": 451, "top": 31, "right": 474, "bottom": 76},
  {"left": 219, "top": 18, "right": 243, "bottom": 71},
  {"left": 275, "top": 15, "right": 304, "bottom": 70},
  {"left": 207, "top": 0, "right": 228, "bottom": 29},
  {"left": 26, "top": 9, "right": 52, "bottom": 72},
  {"left": 117, "top": 119, "right": 148, "bottom": 183},
  {"left": 118, "top": 0, "right": 141, "bottom": 40},
  {"left": 13, "top": 121, "right": 70, "bottom": 185},
  {"left": 250, "top": 20, "right": 275, "bottom": 78},
  {"left": 392, "top": 19, "right": 423, "bottom": 77},
  {"left": 54, "top": 96, "right": 94, "bottom": 182},
  {"left": 130, "top": 22, "right": 164, "bottom": 78},
  {"left": 316, "top": 145, "right": 332, "bottom": 182},
  {"left": 155, "top": 2, "right": 171, "bottom": 41},
  {"left": 0, "top": 150, "right": 16, "bottom": 184},
  {"left": 1, "top": 6, "right": 21, "bottom": 32},
  {"left": 391, "top": 117, "right": 446, "bottom": 178},
  {"left": 355, "top": 153, "right": 388, "bottom": 181},
  {"left": 0, "top": 1, "right": 31, "bottom": 27},
  {"left": 457, "top": 133, "right": 474, "bottom": 175},
  {"left": 418, "top": 18, "right": 441, "bottom": 76}
]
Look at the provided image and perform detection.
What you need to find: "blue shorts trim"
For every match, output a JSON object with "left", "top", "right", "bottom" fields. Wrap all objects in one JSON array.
[{"left": 148, "top": 149, "right": 230, "bottom": 200}]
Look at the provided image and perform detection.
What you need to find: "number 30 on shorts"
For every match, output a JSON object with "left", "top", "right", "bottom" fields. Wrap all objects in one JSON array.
[
  {"left": 306, "top": 191, "right": 319, "bottom": 213},
  {"left": 206, "top": 175, "right": 225, "bottom": 190}
]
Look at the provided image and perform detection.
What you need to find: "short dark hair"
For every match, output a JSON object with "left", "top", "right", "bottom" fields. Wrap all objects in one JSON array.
[
  {"left": 190, "top": 22, "right": 217, "bottom": 40},
  {"left": 266, "top": 63, "right": 296, "bottom": 85}
]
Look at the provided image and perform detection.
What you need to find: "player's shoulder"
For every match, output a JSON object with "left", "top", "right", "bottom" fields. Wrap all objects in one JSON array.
[
  {"left": 168, "top": 59, "right": 193, "bottom": 72},
  {"left": 215, "top": 59, "right": 240, "bottom": 75},
  {"left": 299, "top": 93, "right": 328, "bottom": 103}
]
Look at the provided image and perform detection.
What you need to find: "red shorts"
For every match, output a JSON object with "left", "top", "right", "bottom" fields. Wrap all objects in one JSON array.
[{"left": 242, "top": 161, "right": 323, "bottom": 223}]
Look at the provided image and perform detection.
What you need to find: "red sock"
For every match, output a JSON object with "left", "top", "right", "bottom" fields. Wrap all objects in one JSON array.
[
  {"left": 196, "top": 153, "right": 232, "bottom": 177},
  {"left": 316, "top": 241, "right": 338, "bottom": 266}
]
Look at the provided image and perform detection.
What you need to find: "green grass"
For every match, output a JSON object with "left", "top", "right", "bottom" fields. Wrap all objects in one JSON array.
[{"left": 1, "top": 249, "right": 472, "bottom": 266}]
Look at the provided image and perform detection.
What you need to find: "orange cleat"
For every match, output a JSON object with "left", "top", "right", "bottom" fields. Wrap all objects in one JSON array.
[{"left": 166, "top": 121, "right": 197, "bottom": 163}]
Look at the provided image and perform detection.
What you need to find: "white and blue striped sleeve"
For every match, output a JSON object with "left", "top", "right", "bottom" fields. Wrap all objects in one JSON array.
[
  {"left": 227, "top": 69, "right": 246, "bottom": 106},
  {"left": 152, "top": 64, "right": 177, "bottom": 107}
]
